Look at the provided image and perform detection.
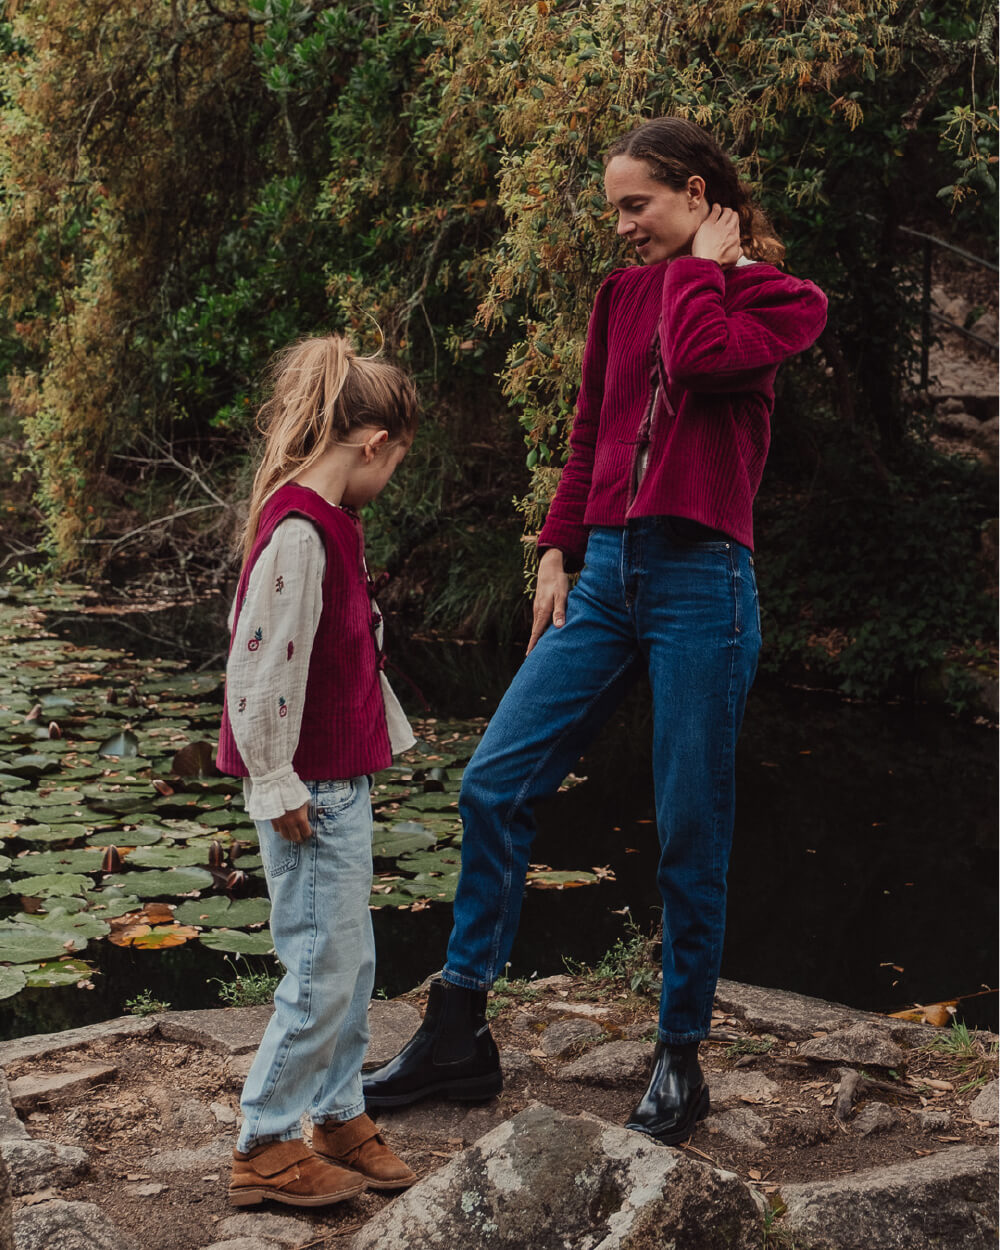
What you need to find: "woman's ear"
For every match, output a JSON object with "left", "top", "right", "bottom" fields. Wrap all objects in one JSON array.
[{"left": 687, "top": 175, "right": 706, "bottom": 208}]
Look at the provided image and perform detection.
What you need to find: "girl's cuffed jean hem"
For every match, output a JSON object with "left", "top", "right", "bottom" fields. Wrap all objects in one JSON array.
[
  {"left": 444, "top": 520, "right": 761, "bottom": 1041},
  {"left": 236, "top": 776, "right": 375, "bottom": 1154}
]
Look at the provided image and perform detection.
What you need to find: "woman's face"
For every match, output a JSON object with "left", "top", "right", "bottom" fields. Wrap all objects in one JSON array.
[{"left": 604, "top": 154, "right": 708, "bottom": 264}]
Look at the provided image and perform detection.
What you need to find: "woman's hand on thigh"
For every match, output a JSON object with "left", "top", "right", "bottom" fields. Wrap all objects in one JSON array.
[
  {"left": 273, "top": 802, "right": 313, "bottom": 843},
  {"left": 528, "top": 548, "right": 569, "bottom": 654}
]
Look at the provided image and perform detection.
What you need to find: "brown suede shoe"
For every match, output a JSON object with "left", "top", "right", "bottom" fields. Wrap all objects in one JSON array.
[
  {"left": 229, "top": 1138, "right": 366, "bottom": 1207},
  {"left": 313, "top": 1112, "right": 417, "bottom": 1190}
]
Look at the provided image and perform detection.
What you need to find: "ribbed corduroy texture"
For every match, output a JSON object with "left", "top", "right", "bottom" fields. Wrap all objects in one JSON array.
[
  {"left": 217, "top": 484, "right": 391, "bottom": 781},
  {"left": 538, "top": 256, "right": 828, "bottom": 561}
]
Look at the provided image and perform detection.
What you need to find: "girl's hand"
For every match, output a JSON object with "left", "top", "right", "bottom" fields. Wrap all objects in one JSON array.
[
  {"left": 691, "top": 204, "right": 742, "bottom": 268},
  {"left": 527, "top": 547, "right": 569, "bottom": 655},
  {"left": 273, "top": 802, "right": 312, "bottom": 843}
]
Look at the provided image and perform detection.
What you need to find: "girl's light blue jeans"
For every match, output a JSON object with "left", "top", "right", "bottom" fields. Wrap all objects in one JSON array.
[
  {"left": 443, "top": 520, "right": 761, "bottom": 1044},
  {"left": 237, "top": 777, "right": 374, "bottom": 1152}
]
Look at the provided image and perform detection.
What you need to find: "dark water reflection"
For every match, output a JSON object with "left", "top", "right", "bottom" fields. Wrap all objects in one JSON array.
[{"left": 36, "top": 606, "right": 997, "bottom": 1035}]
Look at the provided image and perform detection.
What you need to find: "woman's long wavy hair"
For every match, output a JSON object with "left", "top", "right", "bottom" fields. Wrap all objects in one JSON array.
[
  {"left": 240, "top": 334, "right": 418, "bottom": 568},
  {"left": 605, "top": 117, "right": 785, "bottom": 265}
]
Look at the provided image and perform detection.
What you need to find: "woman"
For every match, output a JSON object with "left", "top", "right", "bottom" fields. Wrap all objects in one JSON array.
[{"left": 364, "top": 117, "right": 828, "bottom": 1144}]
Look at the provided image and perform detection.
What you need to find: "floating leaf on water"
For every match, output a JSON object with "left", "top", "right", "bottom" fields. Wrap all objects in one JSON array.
[
  {"left": 117, "top": 867, "right": 214, "bottom": 897},
  {"left": 126, "top": 844, "right": 208, "bottom": 869},
  {"left": 98, "top": 730, "right": 139, "bottom": 759},
  {"left": 395, "top": 849, "right": 462, "bottom": 874},
  {"left": 0, "top": 773, "right": 32, "bottom": 792},
  {"left": 17, "top": 873, "right": 95, "bottom": 898},
  {"left": 0, "top": 854, "right": 10, "bottom": 873},
  {"left": 23, "top": 957, "right": 94, "bottom": 988},
  {"left": 81, "top": 889, "right": 143, "bottom": 917},
  {"left": 525, "top": 869, "right": 600, "bottom": 889},
  {"left": 0, "top": 921, "right": 82, "bottom": 963},
  {"left": 193, "top": 810, "right": 241, "bottom": 829},
  {"left": 372, "top": 826, "right": 437, "bottom": 859},
  {"left": 16, "top": 824, "right": 90, "bottom": 844},
  {"left": 0, "top": 967, "right": 28, "bottom": 999},
  {"left": 87, "top": 828, "right": 161, "bottom": 848},
  {"left": 400, "top": 792, "right": 461, "bottom": 812},
  {"left": 171, "top": 740, "right": 219, "bottom": 779},
  {"left": 17, "top": 907, "right": 110, "bottom": 942},
  {"left": 173, "top": 895, "right": 271, "bottom": 927},
  {"left": 199, "top": 928, "right": 275, "bottom": 955},
  {"left": 129, "top": 924, "right": 201, "bottom": 949},
  {"left": 9, "top": 847, "right": 104, "bottom": 876},
  {"left": 5, "top": 754, "right": 60, "bottom": 779}
]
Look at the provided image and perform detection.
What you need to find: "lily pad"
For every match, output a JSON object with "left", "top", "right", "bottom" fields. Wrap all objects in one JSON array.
[
  {"left": 0, "top": 966, "right": 28, "bottom": 998},
  {"left": 10, "top": 847, "right": 104, "bottom": 875},
  {"left": 525, "top": 869, "right": 600, "bottom": 889},
  {"left": 0, "top": 921, "right": 80, "bottom": 963},
  {"left": 399, "top": 792, "right": 461, "bottom": 812},
  {"left": 5, "top": 754, "right": 60, "bottom": 779},
  {"left": 98, "top": 730, "right": 140, "bottom": 758},
  {"left": 199, "top": 928, "right": 275, "bottom": 956},
  {"left": 18, "top": 824, "right": 91, "bottom": 844},
  {"left": 81, "top": 889, "right": 143, "bottom": 918},
  {"left": 171, "top": 740, "right": 219, "bottom": 778},
  {"left": 173, "top": 896, "right": 271, "bottom": 927},
  {"left": 0, "top": 773, "right": 32, "bottom": 792},
  {"left": 129, "top": 924, "right": 201, "bottom": 949},
  {"left": 126, "top": 844, "right": 208, "bottom": 869},
  {"left": 87, "top": 827, "right": 161, "bottom": 847},
  {"left": 372, "top": 825, "right": 437, "bottom": 859},
  {"left": 23, "top": 958, "right": 94, "bottom": 988},
  {"left": 17, "top": 873, "right": 95, "bottom": 898},
  {"left": 119, "top": 866, "right": 214, "bottom": 897},
  {"left": 18, "top": 907, "right": 110, "bottom": 942}
]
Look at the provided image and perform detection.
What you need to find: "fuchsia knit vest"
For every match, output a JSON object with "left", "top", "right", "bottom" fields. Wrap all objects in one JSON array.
[{"left": 216, "top": 484, "right": 392, "bottom": 781}]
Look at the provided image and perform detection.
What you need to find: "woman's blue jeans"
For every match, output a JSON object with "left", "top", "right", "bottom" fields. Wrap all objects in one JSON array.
[
  {"left": 443, "top": 520, "right": 761, "bottom": 1044},
  {"left": 237, "top": 777, "right": 374, "bottom": 1151}
]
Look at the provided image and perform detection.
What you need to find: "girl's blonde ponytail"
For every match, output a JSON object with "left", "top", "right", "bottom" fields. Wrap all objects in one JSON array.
[{"left": 240, "top": 335, "right": 417, "bottom": 567}]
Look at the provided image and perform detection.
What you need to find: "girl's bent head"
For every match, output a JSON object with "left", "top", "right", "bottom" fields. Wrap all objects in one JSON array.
[
  {"left": 242, "top": 335, "right": 418, "bottom": 563},
  {"left": 604, "top": 117, "right": 783, "bottom": 265}
]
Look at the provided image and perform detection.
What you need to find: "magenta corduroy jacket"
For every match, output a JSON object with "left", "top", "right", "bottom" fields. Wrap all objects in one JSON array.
[
  {"left": 216, "top": 484, "right": 392, "bottom": 781},
  {"left": 537, "top": 256, "right": 828, "bottom": 561}
]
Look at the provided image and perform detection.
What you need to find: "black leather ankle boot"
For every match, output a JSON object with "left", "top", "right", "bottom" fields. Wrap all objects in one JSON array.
[
  {"left": 625, "top": 1040, "right": 709, "bottom": 1145},
  {"left": 362, "top": 978, "right": 502, "bottom": 1109}
]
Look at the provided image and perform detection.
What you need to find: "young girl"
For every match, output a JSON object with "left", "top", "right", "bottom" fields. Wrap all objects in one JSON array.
[
  {"left": 216, "top": 335, "right": 419, "bottom": 1207},
  {"left": 364, "top": 118, "right": 828, "bottom": 1146}
]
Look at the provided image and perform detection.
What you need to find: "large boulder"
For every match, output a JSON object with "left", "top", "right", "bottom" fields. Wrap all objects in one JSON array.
[
  {"left": 355, "top": 1102, "right": 764, "bottom": 1249},
  {"left": 13, "top": 1199, "right": 131, "bottom": 1250},
  {"left": 779, "top": 1145, "right": 997, "bottom": 1250}
]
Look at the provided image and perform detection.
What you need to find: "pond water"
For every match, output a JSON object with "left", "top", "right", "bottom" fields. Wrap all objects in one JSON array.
[{"left": 8, "top": 596, "right": 997, "bottom": 1037}]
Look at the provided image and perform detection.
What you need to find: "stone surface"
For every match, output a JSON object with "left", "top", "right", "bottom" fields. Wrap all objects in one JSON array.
[
  {"left": 708, "top": 1071, "right": 780, "bottom": 1106},
  {"left": 969, "top": 1079, "right": 998, "bottom": 1125},
  {"left": 363, "top": 999, "right": 422, "bottom": 1068},
  {"left": 622, "top": 1019, "right": 658, "bottom": 1041},
  {"left": 0, "top": 1017, "right": 155, "bottom": 1068},
  {"left": 204, "top": 1241, "right": 283, "bottom": 1250},
  {"left": 145, "top": 1139, "right": 232, "bottom": 1173},
  {"left": 704, "top": 1108, "right": 770, "bottom": 1150},
  {"left": 210, "top": 1101, "right": 238, "bottom": 1126},
  {"left": 779, "top": 1145, "right": 998, "bottom": 1250},
  {"left": 537, "top": 1000, "right": 611, "bottom": 1019},
  {"left": 0, "top": 1075, "right": 27, "bottom": 1144},
  {"left": 500, "top": 1049, "right": 541, "bottom": 1080},
  {"left": 8, "top": 1067, "right": 116, "bottom": 1113},
  {"left": 157, "top": 1007, "right": 273, "bottom": 1056},
  {"left": 216, "top": 1211, "right": 314, "bottom": 1246},
  {"left": 915, "top": 1109, "right": 952, "bottom": 1132},
  {"left": 354, "top": 1103, "right": 764, "bottom": 1250},
  {"left": 853, "top": 1102, "right": 899, "bottom": 1137},
  {"left": 0, "top": 1140, "right": 88, "bottom": 1196},
  {"left": 538, "top": 1017, "right": 607, "bottom": 1057},
  {"left": 131, "top": 1182, "right": 167, "bottom": 1197},
  {"left": 713, "top": 980, "right": 933, "bottom": 1045},
  {"left": 376, "top": 1100, "right": 504, "bottom": 1148},
  {"left": 0, "top": 1151, "right": 12, "bottom": 1250},
  {"left": 12, "top": 1199, "right": 131, "bottom": 1250},
  {"left": 557, "top": 1040, "right": 651, "bottom": 1087},
  {"left": 798, "top": 1022, "right": 906, "bottom": 1069}
]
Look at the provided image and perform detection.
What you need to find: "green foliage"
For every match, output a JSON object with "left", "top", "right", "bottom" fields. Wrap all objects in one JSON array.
[
  {"left": 124, "top": 989, "right": 170, "bottom": 1017},
  {"left": 0, "top": 0, "right": 994, "bottom": 699},
  {"left": 212, "top": 958, "right": 281, "bottom": 1008},
  {"left": 565, "top": 918, "right": 661, "bottom": 996}
]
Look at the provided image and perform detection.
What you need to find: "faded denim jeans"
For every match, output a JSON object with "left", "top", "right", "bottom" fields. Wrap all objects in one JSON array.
[
  {"left": 237, "top": 777, "right": 374, "bottom": 1151},
  {"left": 444, "top": 520, "right": 761, "bottom": 1044}
]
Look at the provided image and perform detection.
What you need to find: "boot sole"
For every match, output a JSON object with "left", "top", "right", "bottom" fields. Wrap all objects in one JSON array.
[
  {"left": 626, "top": 1084, "right": 710, "bottom": 1147},
  {"left": 364, "top": 1070, "right": 503, "bottom": 1109},
  {"left": 312, "top": 1154, "right": 418, "bottom": 1191},
  {"left": 228, "top": 1180, "right": 366, "bottom": 1208}
]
